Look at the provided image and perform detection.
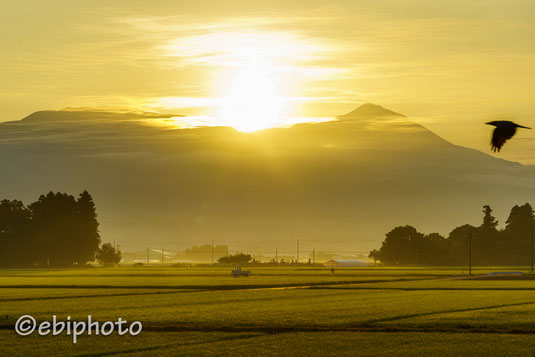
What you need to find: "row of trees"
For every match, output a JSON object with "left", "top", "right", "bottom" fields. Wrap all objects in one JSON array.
[
  {"left": 370, "top": 204, "right": 535, "bottom": 266},
  {"left": 174, "top": 244, "right": 229, "bottom": 262},
  {"left": 0, "top": 191, "right": 110, "bottom": 267},
  {"left": 218, "top": 253, "right": 252, "bottom": 265}
]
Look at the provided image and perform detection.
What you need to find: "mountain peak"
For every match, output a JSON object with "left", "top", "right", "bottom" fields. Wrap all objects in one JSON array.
[{"left": 338, "top": 103, "right": 405, "bottom": 119}]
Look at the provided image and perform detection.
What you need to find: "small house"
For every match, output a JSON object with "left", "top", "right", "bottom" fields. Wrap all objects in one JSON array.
[{"left": 323, "top": 259, "right": 368, "bottom": 268}]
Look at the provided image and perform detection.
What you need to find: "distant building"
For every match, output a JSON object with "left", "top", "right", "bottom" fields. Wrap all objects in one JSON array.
[{"left": 323, "top": 259, "right": 368, "bottom": 268}]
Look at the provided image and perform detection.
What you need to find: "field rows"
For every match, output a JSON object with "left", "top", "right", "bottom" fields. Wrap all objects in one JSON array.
[{"left": 2, "top": 267, "right": 535, "bottom": 356}]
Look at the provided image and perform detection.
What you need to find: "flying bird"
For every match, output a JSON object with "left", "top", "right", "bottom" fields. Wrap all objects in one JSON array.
[{"left": 486, "top": 121, "right": 531, "bottom": 152}]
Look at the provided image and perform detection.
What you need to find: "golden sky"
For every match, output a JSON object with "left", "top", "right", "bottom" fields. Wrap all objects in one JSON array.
[{"left": 1, "top": 0, "right": 535, "bottom": 160}]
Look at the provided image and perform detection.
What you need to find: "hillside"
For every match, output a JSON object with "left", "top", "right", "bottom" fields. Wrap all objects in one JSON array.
[{"left": 1, "top": 104, "right": 534, "bottom": 253}]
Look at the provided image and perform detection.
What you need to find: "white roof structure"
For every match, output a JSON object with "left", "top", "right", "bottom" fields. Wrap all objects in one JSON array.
[{"left": 323, "top": 259, "right": 368, "bottom": 267}]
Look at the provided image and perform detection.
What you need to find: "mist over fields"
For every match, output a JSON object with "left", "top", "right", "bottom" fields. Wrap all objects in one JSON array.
[{"left": 1, "top": 103, "right": 534, "bottom": 253}]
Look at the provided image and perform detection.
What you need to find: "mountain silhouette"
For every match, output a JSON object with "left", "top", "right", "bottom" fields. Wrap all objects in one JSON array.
[
  {"left": 18, "top": 109, "right": 181, "bottom": 123},
  {"left": 1, "top": 104, "right": 533, "bottom": 253},
  {"left": 337, "top": 103, "right": 404, "bottom": 118}
]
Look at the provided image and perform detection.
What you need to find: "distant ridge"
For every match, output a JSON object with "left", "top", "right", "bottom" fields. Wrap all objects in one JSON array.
[
  {"left": 1, "top": 104, "right": 534, "bottom": 253},
  {"left": 338, "top": 103, "right": 405, "bottom": 119},
  {"left": 19, "top": 109, "right": 182, "bottom": 123}
]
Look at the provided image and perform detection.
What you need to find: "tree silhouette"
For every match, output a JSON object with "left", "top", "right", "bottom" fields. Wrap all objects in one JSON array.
[
  {"left": 368, "top": 249, "right": 381, "bottom": 266},
  {"left": 475, "top": 205, "right": 501, "bottom": 265},
  {"left": 481, "top": 205, "right": 499, "bottom": 230},
  {"left": 73, "top": 191, "right": 101, "bottom": 265},
  {"left": 0, "top": 200, "right": 32, "bottom": 267},
  {"left": 96, "top": 243, "right": 121, "bottom": 266},
  {"left": 447, "top": 224, "right": 477, "bottom": 265},
  {"left": 376, "top": 225, "right": 425, "bottom": 265},
  {"left": 218, "top": 253, "right": 252, "bottom": 265},
  {"left": 29, "top": 191, "right": 101, "bottom": 267},
  {"left": 371, "top": 203, "right": 535, "bottom": 266},
  {"left": 503, "top": 203, "right": 535, "bottom": 264},
  {"left": 176, "top": 244, "right": 229, "bottom": 262},
  {"left": 423, "top": 233, "right": 450, "bottom": 265}
]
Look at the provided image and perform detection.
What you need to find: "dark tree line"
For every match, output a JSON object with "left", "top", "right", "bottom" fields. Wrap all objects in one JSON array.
[
  {"left": 218, "top": 253, "right": 252, "bottom": 266},
  {"left": 371, "top": 203, "right": 535, "bottom": 266},
  {"left": 0, "top": 191, "right": 101, "bottom": 267},
  {"left": 175, "top": 244, "right": 229, "bottom": 261}
]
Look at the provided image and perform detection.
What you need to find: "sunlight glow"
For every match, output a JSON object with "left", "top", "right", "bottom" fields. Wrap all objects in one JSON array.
[
  {"left": 219, "top": 67, "right": 286, "bottom": 132},
  {"left": 163, "top": 30, "right": 335, "bottom": 131},
  {"left": 155, "top": 30, "right": 339, "bottom": 131}
]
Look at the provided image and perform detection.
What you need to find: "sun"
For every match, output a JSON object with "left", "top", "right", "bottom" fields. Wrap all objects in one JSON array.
[{"left": 219, "top": 67, "right": 286, "bottom": 132}]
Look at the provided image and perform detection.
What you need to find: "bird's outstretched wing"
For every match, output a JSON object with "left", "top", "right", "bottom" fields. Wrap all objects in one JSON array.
[{"left": 491, "top": 126, "right": 515, "bottom": 152}]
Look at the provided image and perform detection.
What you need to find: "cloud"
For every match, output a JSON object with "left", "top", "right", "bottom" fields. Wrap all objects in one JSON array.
[{"left": 159, "top": 31, "right": 330, "bottom": 66}]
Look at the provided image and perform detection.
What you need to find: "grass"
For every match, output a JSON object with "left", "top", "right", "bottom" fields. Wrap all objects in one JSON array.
[
  {"left": 2, "top": 266, "right": 535, "bottom": 356},
  {"left": 4, "top": 331, "right": 535, "bottom": 357}
]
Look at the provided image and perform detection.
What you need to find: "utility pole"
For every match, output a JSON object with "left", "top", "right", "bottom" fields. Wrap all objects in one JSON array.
[
  {"left": 146, "top": 248, "right": 149, "bottom": 265},
  {"left": 531, "top": 222, "right": 534, "bottom": 273},
  {"left": 297, "top": 239, "right": 299, "bottom": 265},
  {"left": 469, "top": 232, "right": 472, "bottom": 276},
  {"left": 162, "top": 248, "right": 164, "bottom": 264},
  {"left": 211, "top": 240, "right": 214, "bottom": 265}
]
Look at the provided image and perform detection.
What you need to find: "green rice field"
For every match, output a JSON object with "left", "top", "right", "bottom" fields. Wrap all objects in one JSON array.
[{"left": 2, "top": 266, "right": 535, "bottom": 356}]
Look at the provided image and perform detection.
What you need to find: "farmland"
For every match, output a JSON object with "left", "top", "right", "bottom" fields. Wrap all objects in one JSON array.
[{"left": 2, "top": 267, "right": 535, "bottom": 356}]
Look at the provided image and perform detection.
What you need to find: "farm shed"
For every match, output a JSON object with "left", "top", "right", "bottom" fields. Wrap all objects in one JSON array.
[{"left": 323, "top": 259, "right": 368, "bottom": 267}]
